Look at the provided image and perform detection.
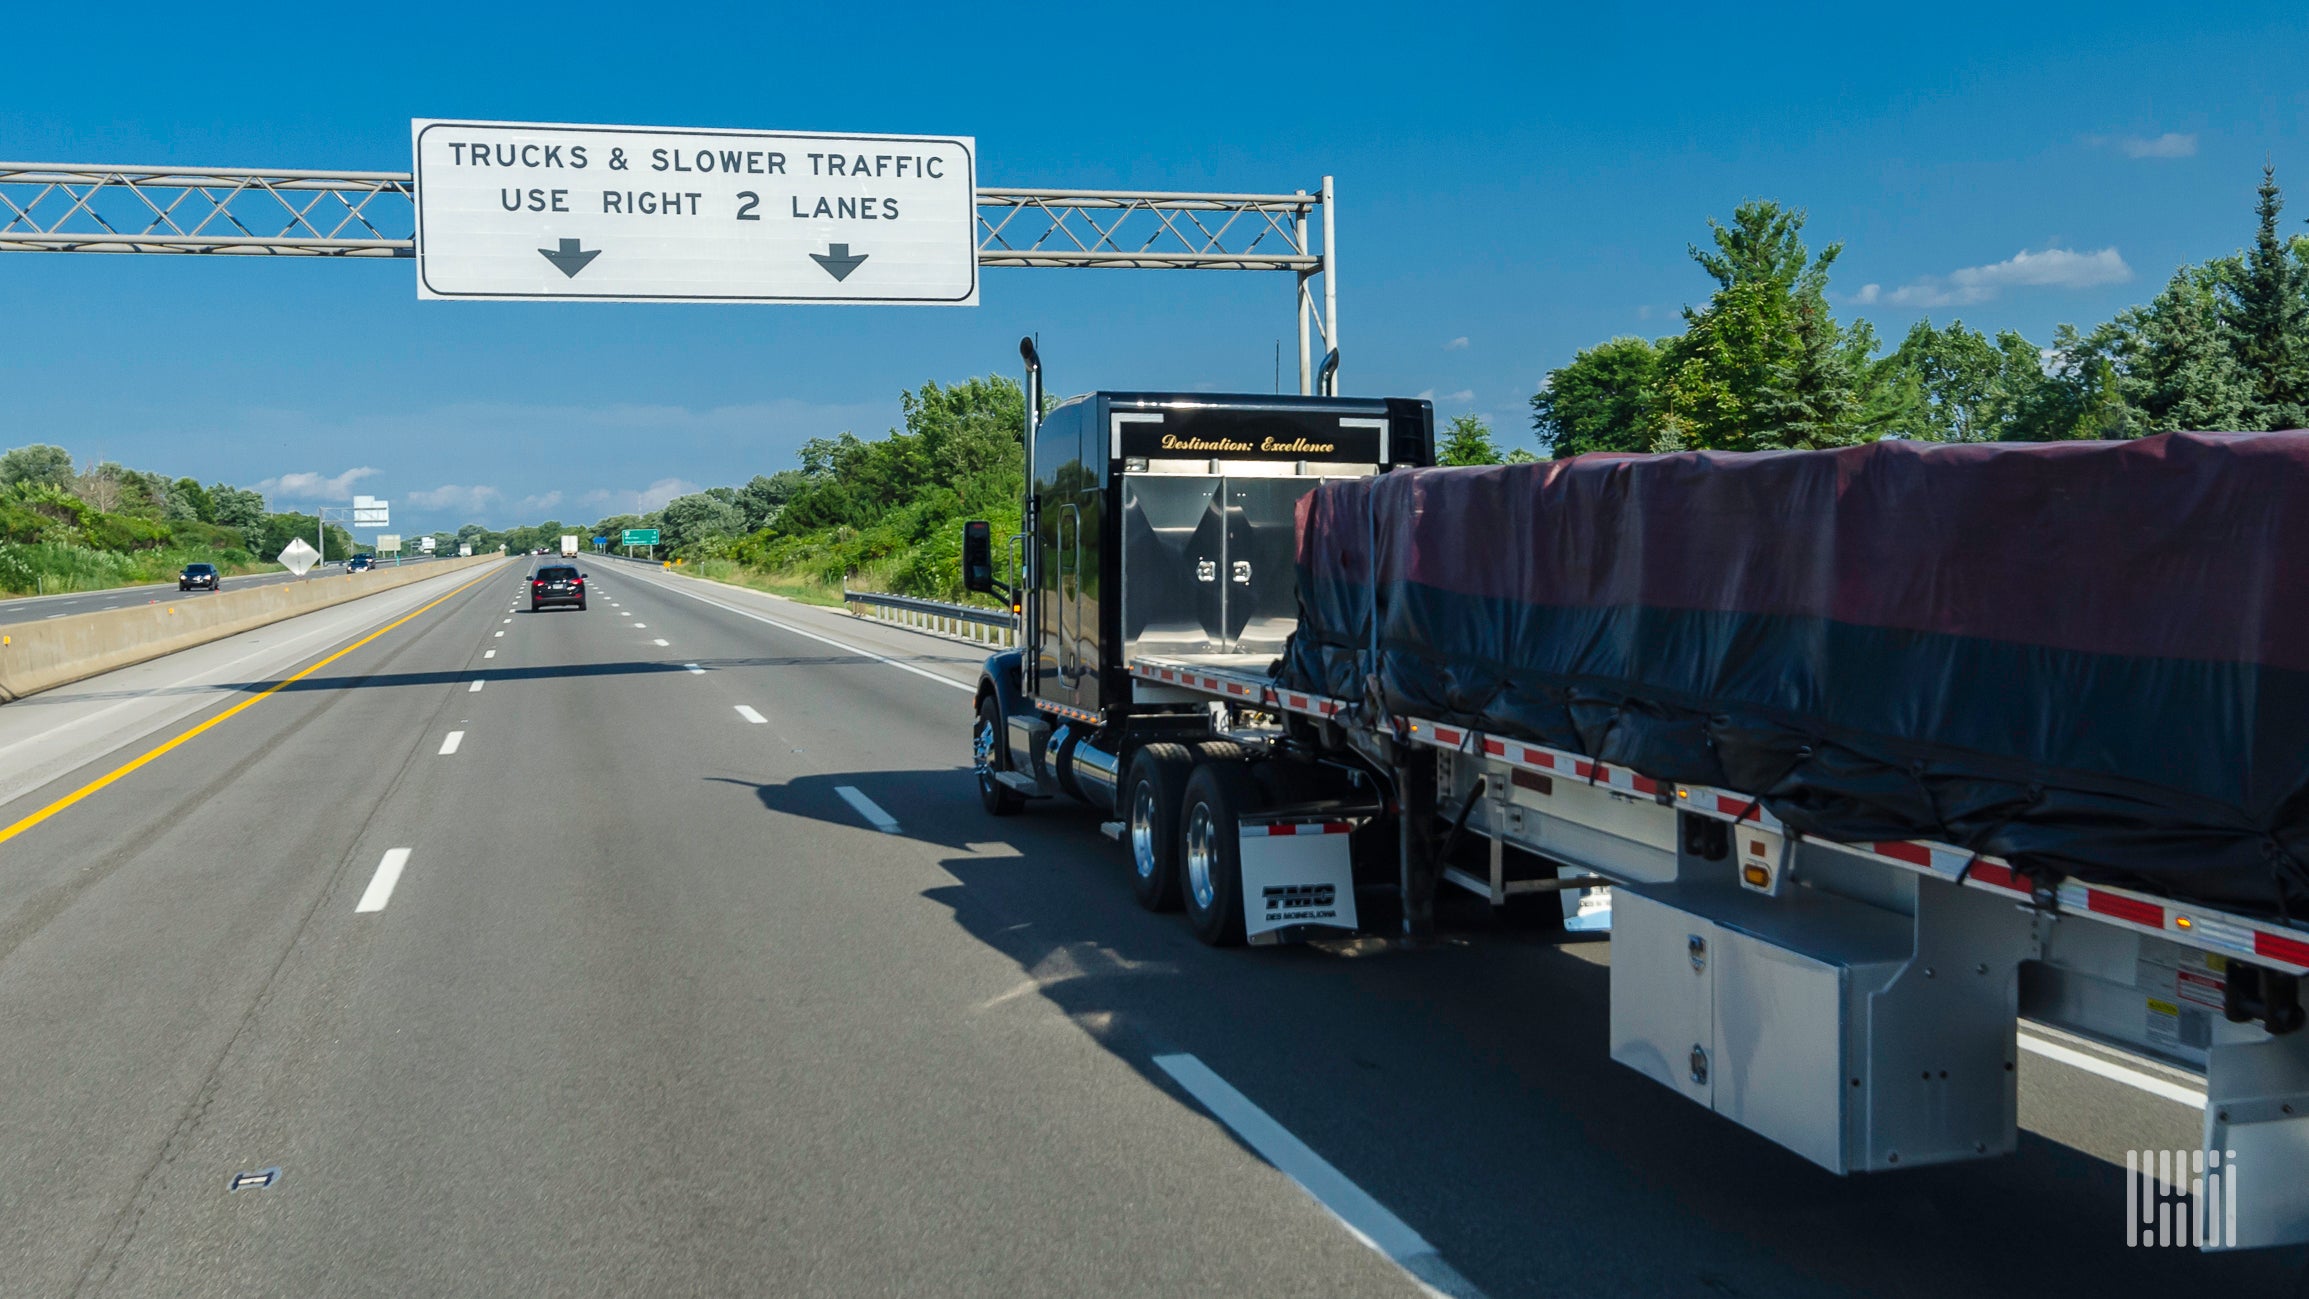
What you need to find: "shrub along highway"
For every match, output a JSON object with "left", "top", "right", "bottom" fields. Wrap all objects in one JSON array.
[{"left": 0, "top": 553, "right": 2297, "bottom": 1297}]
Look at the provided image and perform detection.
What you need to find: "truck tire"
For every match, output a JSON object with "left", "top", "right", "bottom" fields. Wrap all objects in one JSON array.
[
  {"left": 974, "top": 696, "right": 1025, "bottom": 816},
  {"left": 1124, "top": 744, "right": 1195, "bottom": 911},
  {"left": 1180, "top": 760, "right": 1262, "bottom": 946}
]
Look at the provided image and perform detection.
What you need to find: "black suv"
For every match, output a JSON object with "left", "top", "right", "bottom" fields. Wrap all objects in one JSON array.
[
  {"left": 530, "top": 565, "right": 587, "bottom": 612},
  {"left": 179, "top": 563, "right": 221, "bottom": 591}
]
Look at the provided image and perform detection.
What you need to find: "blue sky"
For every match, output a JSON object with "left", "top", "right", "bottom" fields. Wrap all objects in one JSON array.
[{"left": 4, "top": 2, "right": 2306, "bottom": 536}]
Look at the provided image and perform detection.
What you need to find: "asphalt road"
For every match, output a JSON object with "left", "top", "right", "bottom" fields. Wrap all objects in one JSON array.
[
  {"left": 0, "top": 555, "right": 2301, "bottom": 1298},
  {"left": 0, "top": 556, "right": 440, "bottom": 628}
]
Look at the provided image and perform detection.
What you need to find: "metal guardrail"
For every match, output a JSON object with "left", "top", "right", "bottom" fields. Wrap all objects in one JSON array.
[{"left": 843, "top": 590, "right": 1016, "bottom": 648}]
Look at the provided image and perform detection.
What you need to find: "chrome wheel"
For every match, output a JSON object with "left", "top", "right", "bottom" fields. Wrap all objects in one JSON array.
[
  {"left": 1185, "top": 801, "right": 1219, "bottom": 911},
  {"left": 1131, "top": 783, "right": 1159, "bottom": 881},
  {"left": 973, "top": 717, "right": 998, "bottom": 787}
]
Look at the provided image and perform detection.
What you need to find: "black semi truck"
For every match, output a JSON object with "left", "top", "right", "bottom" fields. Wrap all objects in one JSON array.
[{"left": 964, "top": 340, "right": 1437, "bottom": 945}]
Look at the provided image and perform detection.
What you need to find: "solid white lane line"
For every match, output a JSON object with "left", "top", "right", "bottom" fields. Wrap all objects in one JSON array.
[
  {"left": 2016, "top": 1030, "right": 2206, "bottom": 1108},
  {"left": 653, "top": 638, "right": 669, "bottom": 646},
  {"left": 734, "top": 705, "right": 767, "bottom": 724},
  {"left": 684, "top": 663, "right": 704, "bottom": 674},
  {"left": 484, "top": 649, "right": 496, "bottom": 658},
  {"left": 834, "top": 785, "right": 902, "bottom": 834},
  {"left": 439, "top": 731, "right": 464, "bottom": 755},
  {"left": 355, "top": 848, "right": 412, "bottom": 913},
  {"left": 468, "top": 680, "right": 485, "bottom": 693},
  {"left": 1152, "top": 1053, "right": 1486, "bottom": 1299},
  {"left": 644, "top": 578, "right": 972, "bottom": 693}
]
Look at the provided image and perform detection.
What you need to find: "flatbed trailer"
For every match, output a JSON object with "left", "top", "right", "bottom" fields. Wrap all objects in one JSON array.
[{"left": 965, "top": 340, "right": 2309, "bottom": 1250}]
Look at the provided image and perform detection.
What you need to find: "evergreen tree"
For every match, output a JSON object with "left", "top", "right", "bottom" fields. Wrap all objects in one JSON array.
[
  {"left": 2124, "top": 268, "right": 2257, "bottom": 431},
  {"left": 1437, "top": 413, "right": 1503, "bottom": 464},
  {"left": 2233, "top": 165, "right": 2309, "bottom": 429}
]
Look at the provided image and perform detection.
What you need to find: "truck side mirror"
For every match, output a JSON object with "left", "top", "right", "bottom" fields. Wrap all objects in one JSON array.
[{"left": 962, "top": 520, "right": 996, "bottom": 593}]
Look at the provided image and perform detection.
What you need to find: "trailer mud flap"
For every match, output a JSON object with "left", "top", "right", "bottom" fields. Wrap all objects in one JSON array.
[{"left": 1240, "top": 821, "right": 1359, "bottom": 945}]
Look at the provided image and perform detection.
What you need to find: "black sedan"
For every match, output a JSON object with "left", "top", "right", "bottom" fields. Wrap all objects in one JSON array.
[{"left": 178, "top": 563, "right": 221, "bottom": 591}]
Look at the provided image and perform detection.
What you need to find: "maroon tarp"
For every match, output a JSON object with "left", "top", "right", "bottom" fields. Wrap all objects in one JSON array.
[{"left": 1280, "top": 432, "right": 2309, "bottom": 920}]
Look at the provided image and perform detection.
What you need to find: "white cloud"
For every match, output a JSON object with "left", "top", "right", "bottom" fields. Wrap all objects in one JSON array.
[
  {"left": 405, "top": 484, "right": 501, "bottom": 513},
  {"left": 1416, "top": 388, "right": 1435, "bottom": 400},
  {"left": 2089, "top": 131, "right": 2197, "bottom": 159},
  {"left": 1444, "top": 336, "right": 1470, "bottom": 350},
  {"left": 1442, "top": 389, "right": 1476, "bottom": 403},
  {"left": 254, "top": 465, "right": 378, "bottom": 503},
  {"left": 516, "top": 490, "right": 563, "bottom": 514},
  {"left": 1886, "top": 246, "right": 2131, "bottom": 307},
  {"left": 2125, "top": 132, "right": 2197, "bottom": 158},
  {"left": 1849, "top": 283, "right": 1882, "bottom": 305}
]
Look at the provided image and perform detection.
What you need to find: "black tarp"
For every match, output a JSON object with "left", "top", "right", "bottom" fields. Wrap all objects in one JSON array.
[{"left": 1278, "top": 432, "right": 2309, "bottom": 920}]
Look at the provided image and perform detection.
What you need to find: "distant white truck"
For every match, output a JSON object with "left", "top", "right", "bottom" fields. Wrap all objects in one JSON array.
[{"left": 559, "top": 535, "right": 579, "bottom": 558}]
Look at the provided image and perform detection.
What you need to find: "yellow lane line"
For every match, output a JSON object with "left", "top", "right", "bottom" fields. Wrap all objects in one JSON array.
[{"left": 0, "top": 568, "right": 498, "bottom": 848}]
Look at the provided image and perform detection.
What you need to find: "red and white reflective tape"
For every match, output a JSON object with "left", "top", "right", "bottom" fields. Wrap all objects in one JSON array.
[
  {"left": 1122, "top": 658, "right": 2309, "bottom": 976},
  {"left": 1256, "top": 821, "right": 1356, "bottom": 837}
]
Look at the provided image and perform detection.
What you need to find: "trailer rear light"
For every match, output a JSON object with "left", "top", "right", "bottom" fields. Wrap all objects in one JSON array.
[{"left": 1741, "top": 863, "right": 1771, "bottom": 888}]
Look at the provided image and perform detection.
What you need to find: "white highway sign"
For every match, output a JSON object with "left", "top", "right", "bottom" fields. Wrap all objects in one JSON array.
[
  {"left": 276, "top": 537, "right": 319, "bottom": 576},
  {"left": 412, "top": 119, "right": 978, "bottom": 306}
]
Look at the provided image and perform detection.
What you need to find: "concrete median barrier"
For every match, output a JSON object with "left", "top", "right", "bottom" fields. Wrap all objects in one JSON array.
[{"left": 0, "top": 554, "right": 508, "bottom": 703}]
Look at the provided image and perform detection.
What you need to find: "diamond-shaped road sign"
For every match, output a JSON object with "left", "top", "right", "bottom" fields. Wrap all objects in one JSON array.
[
  {"left": 411, "top": 119, "right": 977, "bottom": 306},
  {"left": 277, "top": 537, "right": 319, "bottom": 576}
]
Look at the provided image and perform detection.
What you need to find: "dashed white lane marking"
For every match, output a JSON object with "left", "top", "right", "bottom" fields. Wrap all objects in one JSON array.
[
  {"left": 484, "top": 650, "right": 496, "bottom": 658},
  {"left": 632, "top": 623, "right": 646, "bottom": 628},
  {"left": 734, "top": 704, "right": 767, "bottom": 724},
  {"left": 2017, "top": 1029, "right": 2206, "bottom": 1108},
  {"left": 494, "top": 631, "right": 504, "bottom": 638},
  {"left": 468, "top": 680, "right": 485, "bottom": 693},
  {"left": 502, "top": 618, "right": 511, "bottom": 624},
  {"left": 641, "top": 578, "right": 972, "bottom": 693},
  {"left": 684, "top": 663, "right": 704, "bottom": 674},
  {"left": 653, "top": 638, "right": 669, "bottom": 646},
  {"left": 1152, "top": 1053, "right": 1485, "bottom": 1299},
  {"left": 355, "top": 848, "right": 412, "bottom": 913},
  {"left": 834, "top": 786, "right": 902, "bottom": 835},
  {"left": 439, "top": 731, "right": 464, "bottom": 755}
]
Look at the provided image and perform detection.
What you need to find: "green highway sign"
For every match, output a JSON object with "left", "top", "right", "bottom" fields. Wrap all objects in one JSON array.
[{"left": 622, "top": 528, "right": 660, "bottom": 546}]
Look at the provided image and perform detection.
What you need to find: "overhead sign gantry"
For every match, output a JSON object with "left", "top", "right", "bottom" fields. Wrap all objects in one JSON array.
[{"left": 0, "top": 124, "right": 1343, "bottom": 389}]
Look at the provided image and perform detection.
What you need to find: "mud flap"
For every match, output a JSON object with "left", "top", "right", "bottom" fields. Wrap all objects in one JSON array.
[{"left": 1239, "top": 820, "right": 1360, "bottom": 945}]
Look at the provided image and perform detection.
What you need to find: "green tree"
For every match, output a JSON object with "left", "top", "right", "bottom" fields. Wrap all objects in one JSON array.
[
  {"left": 2121, "top": 267, "right": 2258, "bottom": 432},
  {"left": 1532, "top": 337, "right": 1662, "bottom": 456},
  {"left": 1655, "top": 202, "right": 1874, "bottom": 450},
  {"left": 165, "top": 477, "right": 214, "bottom": 523},
  {"left": 0, "top": 444, "right": 75, "bottom": 489},
  {"left": 1437, "top": 413, "right": 1503, "bottom": 465},
  {"left": 735, "top": 471, "right": 807, "bottom": 531},
  {"left": 659, "top": 492, "right": 744, "bottom": 552},
  {"left": 2233, "top": 164, "right": 2309, "bottom": 429},
  {"left": 1879, "top": 320, "right": 2049, "bottom": 442},
  {"left": 207, "top": 485, "right": 267, "bottom": 531}
]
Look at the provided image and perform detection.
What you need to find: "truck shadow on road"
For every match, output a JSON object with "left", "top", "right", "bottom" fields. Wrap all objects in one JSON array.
[{"left": 717, "top": 766, "right": 2309, "bottom": 1299}]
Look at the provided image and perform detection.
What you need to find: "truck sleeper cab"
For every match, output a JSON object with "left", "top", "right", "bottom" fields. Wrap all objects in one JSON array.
[{"left": 967, "top": 349, "right": 1432, "bottom": 946}]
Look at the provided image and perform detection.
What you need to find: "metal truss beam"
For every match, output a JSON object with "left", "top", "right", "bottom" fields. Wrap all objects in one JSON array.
[{"left": 0, "top": 162, "right": 1339, "bottom": 388}]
